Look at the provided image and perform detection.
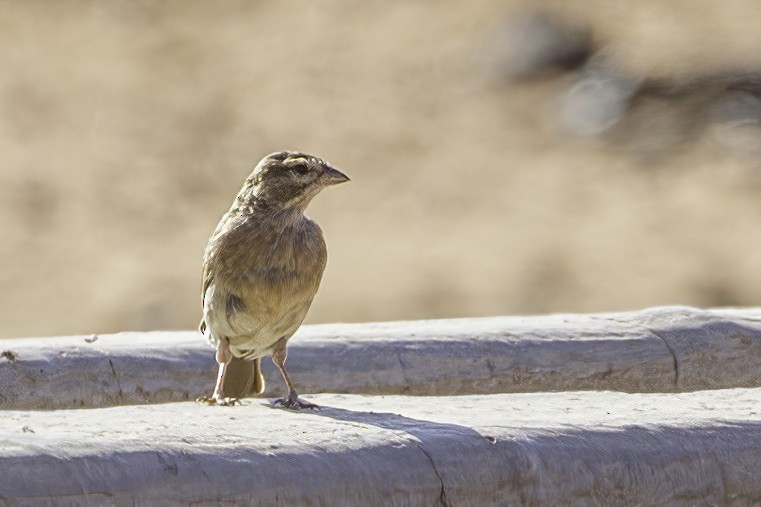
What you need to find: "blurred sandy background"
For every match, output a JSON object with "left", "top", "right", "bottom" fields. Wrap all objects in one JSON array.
[{"left": 2, "top": 0, "right": 761, "bottom": 339}]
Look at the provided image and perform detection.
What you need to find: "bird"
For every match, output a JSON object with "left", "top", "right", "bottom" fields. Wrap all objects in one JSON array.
[{"left": 197, "top": 150, "right": 349, "bottom": 409}]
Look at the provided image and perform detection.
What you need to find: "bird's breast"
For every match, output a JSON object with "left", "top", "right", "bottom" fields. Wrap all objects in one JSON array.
[{"left": 203, "top": 213, "right": 327, "bottom": 356}]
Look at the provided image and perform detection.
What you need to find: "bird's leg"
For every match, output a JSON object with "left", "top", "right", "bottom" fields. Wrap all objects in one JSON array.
[
  {"left": 271, "top": 337, "right": 318, "bottom": 410},
  {"left": 197, "top": 337, "right": 240, "bottom": 406}
]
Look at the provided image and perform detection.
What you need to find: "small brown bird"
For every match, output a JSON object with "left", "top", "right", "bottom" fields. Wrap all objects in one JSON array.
[{"left": 197, "top": 151, "right": 349, "bottom": 408}]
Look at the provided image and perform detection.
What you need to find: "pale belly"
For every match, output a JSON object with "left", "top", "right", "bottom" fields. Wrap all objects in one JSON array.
[{"left": 203, "top": 278, "right": 318, "bottom": 360}]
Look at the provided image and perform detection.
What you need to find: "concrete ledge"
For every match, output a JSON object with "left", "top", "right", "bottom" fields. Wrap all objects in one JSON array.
[
  {"left": 2, "top": 389, "right": 761, "bottom": 505},
  {"left": 2, "top": 306, "right": 761, "bottom": 409}
]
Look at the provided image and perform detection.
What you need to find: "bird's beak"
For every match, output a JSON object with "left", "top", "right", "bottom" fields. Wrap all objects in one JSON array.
[{"left": 322, "top": 165, "right": 350, "bottom": 186}]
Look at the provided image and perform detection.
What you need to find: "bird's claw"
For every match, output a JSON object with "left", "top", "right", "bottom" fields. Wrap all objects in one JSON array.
[
  {"left": 196, "top": 395, "right": 240, "bottom": 406},
  {"left": 272, "top": 396, "right": 319, "bottom": 410}
]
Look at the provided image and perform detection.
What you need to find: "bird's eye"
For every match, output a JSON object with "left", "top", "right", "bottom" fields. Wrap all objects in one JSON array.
[{"left": 291, "top": 163, "right": 309, "bottom": 175}]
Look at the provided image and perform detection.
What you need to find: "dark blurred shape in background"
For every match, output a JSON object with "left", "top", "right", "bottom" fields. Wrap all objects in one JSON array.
[
  {"left": 490, "top": 10, "right": 591, "bottom": 81},
  {"left": 2, "top": 0, "right": 761, "bottom": 339}
]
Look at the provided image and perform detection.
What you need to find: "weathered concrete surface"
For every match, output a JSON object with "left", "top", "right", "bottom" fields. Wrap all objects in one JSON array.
[
  {"left": 2, "top": 389, "right": 761, "bottom": 506},
  {"left": 2, "top": 306, "right": 761, "bottom": 409},
  {"left": 640, "top": 307, "right": 761, "bottom": 391}
]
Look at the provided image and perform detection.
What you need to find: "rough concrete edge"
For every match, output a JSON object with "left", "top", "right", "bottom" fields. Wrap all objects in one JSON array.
[
  {"left": 644, "top": 306, "right": 761, "bottom": 391},
  {"left": 3, "top": 391, "right": 761, "bottom": 506},
  {"left": 2, "top": 306, "right": 761, "bottom": 410}
]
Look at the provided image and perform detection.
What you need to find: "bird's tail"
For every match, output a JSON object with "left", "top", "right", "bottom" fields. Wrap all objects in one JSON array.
[{"left": 223, "top": 356, "right": 265, "bottom": 398}]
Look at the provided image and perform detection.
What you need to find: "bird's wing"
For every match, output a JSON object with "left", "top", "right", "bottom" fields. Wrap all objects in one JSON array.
[
  {"left": 199, "top": 211, "right": 236, "bottom": 334},
  {"left": 198, "top": 262, "right": 213, "bottom": 334}
]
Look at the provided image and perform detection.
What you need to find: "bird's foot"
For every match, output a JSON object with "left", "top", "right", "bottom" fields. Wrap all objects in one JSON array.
[
  {"left": 272, "top": 395, "right": 318, "bottom": 410},
  {"left": 196, "top": 395, "right": 240, "bottom": 406}
]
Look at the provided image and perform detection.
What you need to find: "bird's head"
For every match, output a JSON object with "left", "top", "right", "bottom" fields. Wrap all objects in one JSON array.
[{"left": 241, "top": 151, "right": 350, "bottom": 211}]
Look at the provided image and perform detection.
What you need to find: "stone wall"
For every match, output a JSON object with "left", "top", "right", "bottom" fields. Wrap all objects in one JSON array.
[{"left": 2, "top": 306, "right": 761, "bottom": 505}]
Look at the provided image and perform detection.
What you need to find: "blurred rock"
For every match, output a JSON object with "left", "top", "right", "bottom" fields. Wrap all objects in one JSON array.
[
  {"left": 557, "top": 56, "right": 761, "bottom": 154},
  {"left": 560, "top": 58, "right": 642, "bottom": 136},
  {"left": 605, "top": 91, "right": 716, "bottom": 159},
  {"left": 492, "top": 11, "right": 591, "bottom": 81},
  {"left": 709, "top": 90, "right": 761, "bottom": 152}
]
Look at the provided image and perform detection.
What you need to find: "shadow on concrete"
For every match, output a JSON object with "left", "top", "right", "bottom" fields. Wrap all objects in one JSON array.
[
  {"left": 265, "top": 399, "right": 535, "bottom": 506},
  {"left": 267, "top": 401, "right": 491, "bottom": 444}
]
